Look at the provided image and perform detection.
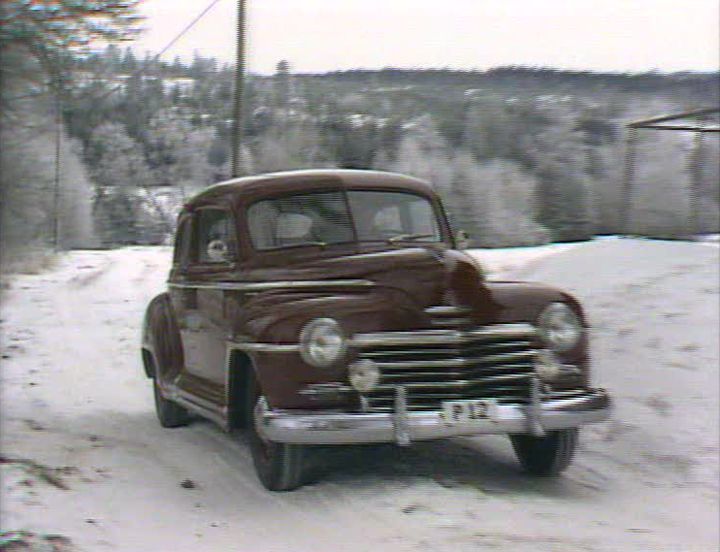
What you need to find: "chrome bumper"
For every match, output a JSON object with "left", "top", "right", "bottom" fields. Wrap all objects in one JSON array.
[{"left": 256, "top": 387, "right": 611, "bottom": 445}]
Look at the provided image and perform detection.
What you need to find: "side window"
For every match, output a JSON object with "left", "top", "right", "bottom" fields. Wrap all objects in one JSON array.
[
  {"left": 196, "top": 209, "right": 236, "bottom": 264},
  {"left": 173, "top": 218, "right": 192, "bottom": 266}
]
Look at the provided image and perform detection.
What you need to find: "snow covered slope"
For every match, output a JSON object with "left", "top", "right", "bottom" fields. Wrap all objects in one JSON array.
[{"left": 1, "top": 240, "right": 717, "bottom": 551}]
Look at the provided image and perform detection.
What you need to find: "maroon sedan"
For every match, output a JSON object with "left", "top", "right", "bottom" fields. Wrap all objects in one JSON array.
[{"left": 142, "top": 169, "right": 611, "bottom": 490}]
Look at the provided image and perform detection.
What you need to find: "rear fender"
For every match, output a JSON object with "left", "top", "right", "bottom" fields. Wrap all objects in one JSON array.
[{"left": 142, "top": 292, "right": 184, "bottom": 386}]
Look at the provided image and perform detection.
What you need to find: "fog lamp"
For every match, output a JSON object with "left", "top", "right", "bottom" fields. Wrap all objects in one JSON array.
[
  {"left": 534, "top": 350, "right": 562, "bottom": 382},
  {"left": 349, "top": 360, "right": 380, "bottom": 393}
]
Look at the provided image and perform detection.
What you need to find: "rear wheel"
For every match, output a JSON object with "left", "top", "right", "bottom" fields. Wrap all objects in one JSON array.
[
  {"left": 510, "top": 428, "right": 578, "bottom": 476},
  {"left": 153, "top": 377, "right": 191, "bottom": 428},
  {"left": 247, "top": 372, "right": 307, "bottom": 491}
]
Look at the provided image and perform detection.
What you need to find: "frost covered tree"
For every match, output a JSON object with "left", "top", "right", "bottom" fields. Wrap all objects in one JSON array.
[
  {"left": 0, "top": 110, "right": 96, "bottom": 267},
  {"left": 391, "top": 115, "right": 453, "bottom": 192},
  {"left": 473, "top": 159, "right": 550, "bottom": 246},
  {"left": 444, "top": 153, "right": 549, "bottom": 247},
  {"left": 442, "top": 150, "right": 487, "bottom": 239},
  {"left": 1, "top": 105, "right": 57, "bottom": 270},
  {"left": 627, "top": 130, "right": 695, "bottom": 237},
  {"left": 275, "top": 60, "right": 291, "bottom": 109},
  {"left": 58, "top": 138, "right": 96, "bottom": 249},
  {"left": 0, "top": 0, "right": 142, "bottom": 266},
  {"left": 0, "top": 47, "right": 96, "bottom": 270},
  {"left": 146, "top": 109, "right": 215, "bottom": 197},
  {"left": 88, "top": 122, "right": 169, "bottom": 244},
  {"left": 0, "top": 0, "right": 141, "bottom": 110},
  {"left": 524, "top": 107, "right": 594, "bottom": 241},
  {"left": 252, "top": 123, "right": 333, "bottom": 173}
]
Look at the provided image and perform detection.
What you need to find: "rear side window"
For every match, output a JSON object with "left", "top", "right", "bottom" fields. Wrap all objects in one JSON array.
[
  {"left": 173, "top": 218, "right": 192, "bottom": 265},
  {"left": 195, "top": 209, "right": 236, "bottom": 264}
]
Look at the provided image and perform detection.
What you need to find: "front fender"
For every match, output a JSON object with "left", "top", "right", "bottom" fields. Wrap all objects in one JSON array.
[
  {"left": 483, "top": 281, "right": 587, "bottom": 326},
  {"left": 230, "top": 287, "right": 424, "bottom": 409},
  {"left": 485, "top": 281, "right": 590, "bottom": 384},
  {"left": 233, "top": 287, "right": 424, "bottom": 344}
]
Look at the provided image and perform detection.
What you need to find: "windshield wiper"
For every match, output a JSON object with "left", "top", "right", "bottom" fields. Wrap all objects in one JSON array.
[
  {"left": 295, "top": 240, "right": 327, "bottom": 248},
  {"left": 270, "top": 240, "right": 327, "bottom": 249},
  {"left": 387, "top": 233, "right": 435, "bottom": 243}
]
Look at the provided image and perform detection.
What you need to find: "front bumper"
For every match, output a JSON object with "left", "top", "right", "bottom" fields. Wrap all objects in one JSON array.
[{"left": 256, "top": 387, "right": 611, "bottom": 445}]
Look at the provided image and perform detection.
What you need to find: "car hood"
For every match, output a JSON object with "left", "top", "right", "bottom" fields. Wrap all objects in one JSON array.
[{"left": 241, "top": 247, "right": 574, "bottom": 328}]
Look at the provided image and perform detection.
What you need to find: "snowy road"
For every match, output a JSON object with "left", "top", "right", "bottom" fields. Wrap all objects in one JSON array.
[{"left": 1, "top": 240, "right": 718, "bottom": 551}]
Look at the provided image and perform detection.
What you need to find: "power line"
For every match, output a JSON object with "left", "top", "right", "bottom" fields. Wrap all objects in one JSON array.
[
  {"left": 87, "top": 0, "right": 225, "bottom": 103},
  {"left": 41, "top": 0, "right": 224, "bottom": 250},
  {"left": 5, "top": 0, "right": 225, "bottom": 105},
  {"left": 156, "top": 0, "right": 224, "bottom": 59}
]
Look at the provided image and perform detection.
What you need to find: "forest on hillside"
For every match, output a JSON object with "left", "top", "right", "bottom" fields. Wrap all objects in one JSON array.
[{"left": 2, "top": 38, "right": 719, "bottom": 269}]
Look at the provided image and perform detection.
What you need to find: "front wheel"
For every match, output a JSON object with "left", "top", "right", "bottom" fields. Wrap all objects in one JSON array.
[
  {"left": 510, "top": 428, "right": 578, "bottom": 476},
  {"left": 247, "top": 376, "right": 307, "bottom": 491},
  {"left": 153, "top": 378, "right": 191, "bottom": 428}
]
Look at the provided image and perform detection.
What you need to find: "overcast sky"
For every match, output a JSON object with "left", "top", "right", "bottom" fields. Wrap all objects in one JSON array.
[{"left": 131, "top": 0, "right": 719, "bottom": 74}]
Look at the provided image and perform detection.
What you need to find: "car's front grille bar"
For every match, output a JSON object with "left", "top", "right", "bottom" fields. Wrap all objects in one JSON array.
[
  {"left": 372, "top": 350, "right": 537, "bottom": 370},
  {"left": 354, "top": 322, "right": 540, "bottom": 412},
  {"left": 350, "top": 323, "right": 538, "bottom": 348},
  {"left": 424, "top": 305, "right": 473, "bottom": 328}
]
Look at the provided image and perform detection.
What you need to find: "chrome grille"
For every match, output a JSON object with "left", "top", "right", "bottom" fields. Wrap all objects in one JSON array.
[{"left": 353, "top": 321, "right": 539, "bottom": 412}]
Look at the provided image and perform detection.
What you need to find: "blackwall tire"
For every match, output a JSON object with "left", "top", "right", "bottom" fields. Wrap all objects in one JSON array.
[
  {"left": 510, "top": 428, "right": 578, "bottom": 476},
  {"left": 247, "top": 374, "right": 307, "bottom": 491},
  {"left": 153, "top": 378, "right": 191, "bottom": 428}
]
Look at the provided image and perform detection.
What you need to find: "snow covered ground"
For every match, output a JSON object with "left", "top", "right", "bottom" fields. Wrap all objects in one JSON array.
[{"left": 1, "top": 239, "right": 718, "bottom": 551}]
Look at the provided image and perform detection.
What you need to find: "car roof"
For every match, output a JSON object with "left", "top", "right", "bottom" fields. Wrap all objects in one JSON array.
[{"left": 184, "top": 169, "right": 436, "bottom": 208}]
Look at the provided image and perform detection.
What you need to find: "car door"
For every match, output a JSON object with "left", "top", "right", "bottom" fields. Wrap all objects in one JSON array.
[{"left": 171, "top": 207, "right": 238, "bottom": 406}]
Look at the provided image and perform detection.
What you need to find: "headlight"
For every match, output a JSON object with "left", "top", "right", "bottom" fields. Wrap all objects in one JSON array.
[
  {"left": 537, "top": 302, "right": 582, "bottom": 352},
  {"left": 299, "top": 318, "right": 347, "bottom": 368}
]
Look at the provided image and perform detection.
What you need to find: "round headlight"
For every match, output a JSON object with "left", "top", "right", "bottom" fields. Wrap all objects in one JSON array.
[
  {"left": 349, "top": 360, "right": 380, "bottom": 393},
  {"left": 299, "top": 318, "right": 347, "bottom": 368},
  {"left": 537, "top": 302, "right": 582, "bottom": 352}
]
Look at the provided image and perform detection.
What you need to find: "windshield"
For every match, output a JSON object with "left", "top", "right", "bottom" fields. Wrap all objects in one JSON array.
[
  {"left": 247, "top": 190, "right": 442, "bottom": 250},
  {"left": 347, "top": 190, "right": 440, "bottom": 243}
]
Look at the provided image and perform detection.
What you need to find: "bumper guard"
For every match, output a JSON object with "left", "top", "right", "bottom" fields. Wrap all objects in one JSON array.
[{"left": 255, "top": 384, "right": 611, "bottom": 445}]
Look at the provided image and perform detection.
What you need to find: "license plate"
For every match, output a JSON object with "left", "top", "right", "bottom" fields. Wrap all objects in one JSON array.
[{"left": 441, "top": 399, "right": 494, "bottom": 424}]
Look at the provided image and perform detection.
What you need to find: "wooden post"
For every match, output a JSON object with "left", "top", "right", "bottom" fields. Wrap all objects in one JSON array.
[
  {"left": 619, "top": 127, "right": 638, "bottom": 235},
  {"left": 689, "top": 131, "right": 704, "bottom": 236}
]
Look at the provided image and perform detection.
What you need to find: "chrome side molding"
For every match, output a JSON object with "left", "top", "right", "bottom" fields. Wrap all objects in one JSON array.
[
  {"left": 169, "top": 279, "right": 374, "bottom": 292},
  {"left": 228, "top": 341, "right": 300, "bottom": 353},
  {"left": 424, "top": 305, "right": 472, "bottom": 316}
]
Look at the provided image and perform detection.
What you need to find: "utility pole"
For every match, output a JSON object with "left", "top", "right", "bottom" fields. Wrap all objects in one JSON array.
[{"left": 230, "top": 0, "right": 247, "bottom": 178}]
